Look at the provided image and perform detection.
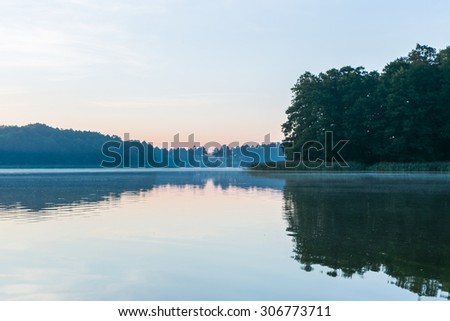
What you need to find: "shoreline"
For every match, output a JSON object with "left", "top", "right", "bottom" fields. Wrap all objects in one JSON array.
[
  {"left": 1, "top": 163, "right": 450, "bottom": 173},
  {"left": 248, "top": 161, "right": 450, "bottom": 173}
]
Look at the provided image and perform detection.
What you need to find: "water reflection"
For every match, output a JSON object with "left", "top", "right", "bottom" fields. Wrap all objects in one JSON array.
[
  {"left": 282, "top": 173, "right": 450, "bottom": 300},
  {"left": 1, "top": 170, "right": 449, "bottom": 300},
  {"left": 0, "top": 170, "right": 284, "bottom": 220}
]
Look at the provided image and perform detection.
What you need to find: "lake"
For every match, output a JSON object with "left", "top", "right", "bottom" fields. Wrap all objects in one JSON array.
[{"left": 0, "top": 169, "right": 449, "bottom": 300}]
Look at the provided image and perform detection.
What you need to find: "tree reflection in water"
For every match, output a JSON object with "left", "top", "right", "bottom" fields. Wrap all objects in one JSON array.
[
  {"left": 1, "top": 170, "right": 449, "bottom": 299},
  {"left": 282, "top": 174, "right": 450, "bottom": 299}
]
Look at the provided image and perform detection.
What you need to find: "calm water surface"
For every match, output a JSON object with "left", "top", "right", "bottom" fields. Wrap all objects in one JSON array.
[{"left": 0, "top": 169, "right": 449, "bottom": 300}]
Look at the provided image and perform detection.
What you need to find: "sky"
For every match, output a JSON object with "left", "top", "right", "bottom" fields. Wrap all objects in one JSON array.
[{"left": 0, "top": 0, "right": 449, "bottom": 146}]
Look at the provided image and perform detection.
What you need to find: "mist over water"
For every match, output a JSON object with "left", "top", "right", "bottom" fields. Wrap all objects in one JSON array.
[{"left": 0, "top": 169, "right": 449, "bottom": 300}]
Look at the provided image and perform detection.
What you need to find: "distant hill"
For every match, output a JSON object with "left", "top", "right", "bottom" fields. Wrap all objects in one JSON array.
[
  {"left": 0, "top": 124, "right": 120, "bottom": 167},
  {"left": 0, "top": 123, "right": 285, "bottom": 168}
]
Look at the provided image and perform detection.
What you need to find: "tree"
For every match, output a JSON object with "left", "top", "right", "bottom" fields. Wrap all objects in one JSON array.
[
  {"left": 282, "top": 67, "right": 379, "bottom": 163},
  {"left": 373, "top": 44, "right": 444, "bottom": 161},
  {"left": 283, "top": 44, "right": 450, "bottom": 164}
]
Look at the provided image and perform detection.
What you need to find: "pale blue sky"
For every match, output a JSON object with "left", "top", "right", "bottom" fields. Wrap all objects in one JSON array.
[{"left": 1, "top": 0, "right": 449, "bottom": 145}]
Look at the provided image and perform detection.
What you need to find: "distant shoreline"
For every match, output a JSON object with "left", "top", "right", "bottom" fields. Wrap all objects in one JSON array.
[
  {"left": 248, "top": 161, "right": 450, "bottom": 173},
  {"left": 1, "top": 162, "right": 450, "bottom": 173}
]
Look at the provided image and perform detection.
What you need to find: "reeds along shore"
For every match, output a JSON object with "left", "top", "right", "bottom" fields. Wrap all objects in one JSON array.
[{"left": 249, "top": 161, "right": 450, "bottom": 172}]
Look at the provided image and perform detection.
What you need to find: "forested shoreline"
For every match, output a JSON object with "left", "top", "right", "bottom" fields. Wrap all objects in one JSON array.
[
  {"left": 0, "top": 124, "right": 118, "bottom": 167},
  {"left": 0, "top": 124, "right": 284, "bottom": 168},
  {"left": 282, "top": 44, "right": 450, "bottom": 166},
  {"left": 1, "top": 45, "right": 450, "bottom": 170}
]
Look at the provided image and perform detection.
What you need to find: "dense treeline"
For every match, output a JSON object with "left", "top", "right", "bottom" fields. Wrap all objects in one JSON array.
[
  {"left": 0, "top": 124, "right": 119, "bottom": 167},
  {"left": 0, "top": 124, "right": 284, "bottom": 167},
  {"left": 111, "top": 141, "right": 284, "bottom": 168},
  {"left": 282, "top": 44, "right": 450, "bottom": 164}
]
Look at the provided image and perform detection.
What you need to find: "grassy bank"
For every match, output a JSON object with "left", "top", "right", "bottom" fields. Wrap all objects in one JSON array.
[{"left": 249, "top": 161, "right": 450, "bottom": 172}]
